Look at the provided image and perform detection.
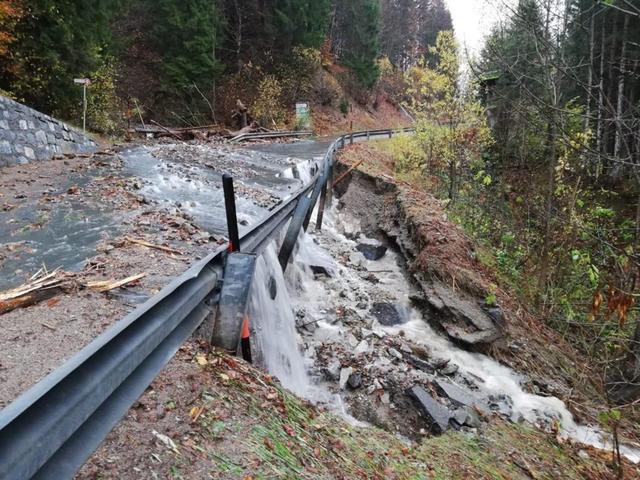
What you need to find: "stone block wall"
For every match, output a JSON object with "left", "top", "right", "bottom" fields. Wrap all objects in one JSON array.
[{"left": 0, "top": 95, "right": 98, "bottom": 167}]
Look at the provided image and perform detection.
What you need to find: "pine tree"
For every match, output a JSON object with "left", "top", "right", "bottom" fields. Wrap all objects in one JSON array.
[
  {"left": 150, "top": 0, "right": 223, "bottom": 94},
  {"left": 0, "top": 0, "right": 122, "bottom": 117},
  {"left": 336, "top": 0, "right": 381, "bottom": 88},
  {"left": 267, "top": 0, "right": 331, "bottom": 52}
]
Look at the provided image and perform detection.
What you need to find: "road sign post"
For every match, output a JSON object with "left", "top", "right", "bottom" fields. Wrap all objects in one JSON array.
[
  {"left": 295, "top": 102, "right": 310, "bottom": 130},
  {"left": 74, "top": 78, "right": 91, "bottom": 133}
]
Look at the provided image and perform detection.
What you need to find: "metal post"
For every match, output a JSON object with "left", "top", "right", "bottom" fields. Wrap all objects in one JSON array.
[
  {"left": 367, "top": 130, "right": 370, "bottom": 141},
  {"left": 279, "top": 196, "right": 311, "bottom": 272},
  {"left": 222, "top": 174, "right": 240, "bottom": 252},
  {"left": 326, "top": 159, "right": 334, "bottom": 207},
  {"left": 210, "top": 253, "right": 256, "bottom": 356},
  {"left": 82, "top": 84, "right": 87, "bottom": 133},
  {"left": 221, "top": 174, "right": 251, "bottom": 361},
  {"left": 316, "top": 181, "right": 328, "bottom": 231},
  {"left": 350, "top": 133, "right": 354, "bottom": 145},
  {"left": 388, "top": 130, "right": 392, "bottom": 138}
]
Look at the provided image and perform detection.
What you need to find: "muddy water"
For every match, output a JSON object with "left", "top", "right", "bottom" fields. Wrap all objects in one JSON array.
[
  {"left": 120, "top": 144, "right": 304, "bottom": 235},
  {"left": 0, "top": 142, "right": 310, "bottom": 290},
  {"left": 0, "top": 166, "right": 127, "bottom": 290}
]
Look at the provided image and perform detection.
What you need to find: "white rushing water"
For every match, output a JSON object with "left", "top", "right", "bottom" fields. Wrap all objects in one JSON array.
[
  {"left": 246, "top": 159, "right": 640, "bottom": 463},
  {"left": 389, "top": 317, "right": 640, "bottom": 463},
  {"left": 247, "top": 243, "right": 311, "bottom": 396}
]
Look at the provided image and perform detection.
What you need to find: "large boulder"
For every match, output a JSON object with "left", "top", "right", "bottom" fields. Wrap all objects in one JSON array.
[{"left": 356, "top": 242, "right": 388, "bottom": 261}]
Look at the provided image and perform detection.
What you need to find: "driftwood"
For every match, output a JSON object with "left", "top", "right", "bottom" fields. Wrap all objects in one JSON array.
[
  {"left": 150, "top": 120, "right": 186, "bottom": 143},
  {"left": 131, "top": 123, "right": 228, "bottom": 141},
  {"left": 0, "top": 267, "right": 74, "bottom": 315},
  {"left": 333, "top": 157, "right": 368, "bottom": 186},
  {"left": 125, "top": 237, "right": 183, "bottom": 255},
  {"left": 86, "top": 273, "right": 147, "bottom": 293},
  {"left": 226, "top": 122, "right": 269, "bottom": 138},
  {"left": 234, "top": 99, "right": 248, "bottom": 128}
]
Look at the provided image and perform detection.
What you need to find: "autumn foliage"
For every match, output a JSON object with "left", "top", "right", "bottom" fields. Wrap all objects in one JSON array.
[{"left": 0, "top": 0, "right": 22, "bottom": 56}]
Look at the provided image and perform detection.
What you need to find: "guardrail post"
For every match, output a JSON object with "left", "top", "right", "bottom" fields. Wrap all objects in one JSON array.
[
  {"left": 367, "top": 130, "right": 370, "bottom": 141},
  {"left": 302, "top": 166, "right": 329, "bottom": 231},
  {"left": 350, "top": 133, "right": 354, "bottom": 145},
  {"left": 315, "top": 181, "right": 328, "bottom": 231},
  {"left": 278, "top": 195, "right": 311, "bottom": 272},
  {"left": 221, "top": 174, "right": 253, "bottom": 362},
  {"left": 211, "top": 253, "right": 257, "bottom": 360},
  {"left": 388, "top": 130, "right": 393, "bottom": 138},
  {"left": 326, "top": 159, "right": 334, "bottom": 207},
  {"left": 222, "top": 174, "right": 240, "bottom": 252}
]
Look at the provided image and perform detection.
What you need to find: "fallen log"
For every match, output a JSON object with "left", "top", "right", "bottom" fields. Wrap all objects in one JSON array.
[
  {"left": 150, "top": 120, "right": 186, "bottom": 143},
  {"left": 333, "top": 157, "right": 368, "bottom": 186},
  {"left": 132, "top": 123, "right": 227, "bottom": 141},
  {"left": 225, "top": 122, "right": 266, "bottom": 139}
]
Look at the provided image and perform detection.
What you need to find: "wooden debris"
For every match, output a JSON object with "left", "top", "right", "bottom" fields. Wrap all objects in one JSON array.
[
  {"left": 333, "top": 157, "right": 368, "bottom": 186},
  {"left": 150, "top": 120, "right": 187, "bottom": 143},
  {"left": 125, "top": 237, "right": 183, "bottom": 255},
  {"left": 132, "top": 123, "right": 227, "bottom": 141},
  {"left": 86, "top": 273, "right": 147, "bottom": 293},
  {"left": 0, "top": 267, "right": 73, "bottom": 315}
]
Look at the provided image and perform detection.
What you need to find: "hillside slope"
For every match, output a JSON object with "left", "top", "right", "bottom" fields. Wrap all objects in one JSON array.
[{"left": 79, "top": 345, "right": 631, "bottom": 479}]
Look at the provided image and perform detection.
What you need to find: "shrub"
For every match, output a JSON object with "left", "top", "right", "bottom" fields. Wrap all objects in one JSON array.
[
  {"left": 339, "top": 98, "right": 350, "bottom": 116},
  {"left": 82, "top": 55, "right": 123, "bottom": 134},
  {"left": 252, "top": 75, "right": 288, "bottom": 127},
  {"left": 313, "top": 71, "right": 341, "bottom": 106}
]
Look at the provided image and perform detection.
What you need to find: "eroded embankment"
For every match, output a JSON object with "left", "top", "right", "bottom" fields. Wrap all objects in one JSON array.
[
  {"left": 332, "top": 145, "right": 607, "bottom": 419},
  {"left": 75, "top": 142, "right": 639, "bottom": 478}
]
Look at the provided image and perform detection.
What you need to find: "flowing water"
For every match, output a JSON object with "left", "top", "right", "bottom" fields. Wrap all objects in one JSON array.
[
  {"left": 247, "top": 243, "right": 311, "bottom": 396},
  {"left": 0, "top": 143, "right": 305, "bottom": 290},
  {"left": 243, "top": 159, "right": 640, "bottom": 463}
]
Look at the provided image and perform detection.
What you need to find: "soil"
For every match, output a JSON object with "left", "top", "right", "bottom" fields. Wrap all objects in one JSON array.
[
  {"left": 78, "top": 346, "right": 639, "bottom": 479},
  {"left": 312, "top": 97, "right": 412, "bottom": 136}
]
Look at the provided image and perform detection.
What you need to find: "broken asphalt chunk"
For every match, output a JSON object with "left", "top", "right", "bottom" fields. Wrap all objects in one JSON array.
[
  {"left": 433, "top": 379, "right": 490, "bottom": 415},
  {"left": 407, "top": 385, "right": 453, "bottom": 434}
]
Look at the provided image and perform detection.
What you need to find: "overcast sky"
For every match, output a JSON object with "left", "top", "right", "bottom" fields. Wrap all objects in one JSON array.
[{"left": 444, "top": 0, "right": 504, "bottom": 61}]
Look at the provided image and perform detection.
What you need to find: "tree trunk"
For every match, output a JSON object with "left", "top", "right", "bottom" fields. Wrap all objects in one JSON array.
[
  {"left": 584, "top": 10, "right": 595, "bottom": 131},
  {"left": 612, "top": 14, "right": 629, "bottom": 171},
  {"left": 538, "top": 116, "right": 557, "bottom": 295},
  {"left": 609, "top": 316, "right": 640, "bottom": 405},
  {"left": 233, "top": 0, "right": 243, "bottom": 72},
  {"left": 596, "top": 18, "right": 606, "bottom": 168}
]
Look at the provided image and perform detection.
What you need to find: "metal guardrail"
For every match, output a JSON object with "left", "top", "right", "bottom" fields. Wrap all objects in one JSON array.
[
  {"left": 230, "top": 130, "right": 313, "bottom": 143},
  {"left": 0, "top": 126, "right": 413, "bottom": 480}
]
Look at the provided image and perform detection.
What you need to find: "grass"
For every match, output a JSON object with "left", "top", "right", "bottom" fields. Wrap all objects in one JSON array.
[{"left": 164, "top": 351, "right": 630, "bottom": 479}]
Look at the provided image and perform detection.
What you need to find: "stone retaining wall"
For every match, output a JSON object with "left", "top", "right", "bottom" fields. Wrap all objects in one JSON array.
[{"left": 0, "top": 95, "right": 98, "bottom": 167}]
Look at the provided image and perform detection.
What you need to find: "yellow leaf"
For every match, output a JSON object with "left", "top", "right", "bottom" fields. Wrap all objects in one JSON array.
[
  {"left": 219, "top": 373, "right": 230, "bottom": 381},
  {"left": 195, "top": 354, "right": 208, "bottom": 366}
]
